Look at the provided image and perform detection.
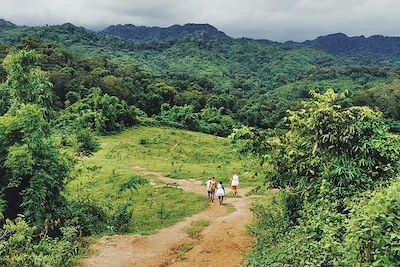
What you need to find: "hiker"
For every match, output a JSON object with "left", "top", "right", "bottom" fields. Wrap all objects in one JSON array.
[
  {"left": 206, "top": 177, "right": 213, "bottom": 202},
  {"left": 216, "top": 181, "right": 225, "bottom": 205},
  {"left": 230, "top": 172, "right": 239, "bottom": 196},
  {"left": 210, "top": 177, "right": 217, "bottom": 202}
]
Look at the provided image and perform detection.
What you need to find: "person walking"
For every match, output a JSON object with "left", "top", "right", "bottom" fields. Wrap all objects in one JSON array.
[
  {"left": 230, "top": 172, "right": 239, "bottom": 196},
  {"left": 210, "top": 177, "right": 217, "bottom": 202},
  {"left": 216, "top": 181, "right": 225, "bottom": 205},
  {"left": 206, "top": 177, "right": 213, "bottom": 202}
]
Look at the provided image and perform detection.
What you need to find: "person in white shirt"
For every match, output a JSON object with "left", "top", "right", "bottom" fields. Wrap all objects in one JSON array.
[
  {"left": 230, "top": 172, "right": 239, "bottom": 196},
  {"left": 216, "top": 181, "right": 225, "bottom": 205}
]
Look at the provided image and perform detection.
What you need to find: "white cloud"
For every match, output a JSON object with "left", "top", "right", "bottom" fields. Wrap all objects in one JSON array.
[{"left": 0, "top": 0, "right": 399, "bottom": 41}]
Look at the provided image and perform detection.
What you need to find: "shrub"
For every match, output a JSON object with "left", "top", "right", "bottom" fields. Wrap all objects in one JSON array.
[
  {"left": 0, "top": 218, "right": 82, "bottom": 267},
  {"left": 110, "top": 203, "right": 132, "bottom": 233},
  {"left": 56, "top": 88, "right": 146, "bottom": 134},
  {"left": 343, "top": 180, "right": 400, "bottom": 266},
  {"left": 157, "top": 105, "right": 238, "bottom": 136},
  {"left": 119, "top": 176, "right": 149, "bottom": 197},
  {"left": 157, "top": 105, "right": 199, "bottom": 130},
  {"left": 58, "top": 200, "right": 108, "bottom": 236},
  {"left": 75, "top": 128, "right": 100, "bottom": 156}
]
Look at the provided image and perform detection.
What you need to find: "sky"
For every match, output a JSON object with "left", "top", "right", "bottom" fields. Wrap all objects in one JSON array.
[{"left": 1, "top": 0, "right": 399, "bottom": 42}]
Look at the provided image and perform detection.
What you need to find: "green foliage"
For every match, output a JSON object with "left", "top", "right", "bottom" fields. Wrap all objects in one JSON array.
[
  {"left": 270, "top": 89, "right": 399, "bottom": 198},
  {"left": 236, "top": 90, "right": 400, "bottom": 266},
  {"left": 246, "top": 192, "right": 293, "bottom": 266},
  {"left": 0, "top": 218, "right": 82, "bottom": 267},
  {"left": 56, "top": 88, "right": 146, "bottom": 134},
  {"left": 354, "top": 80, "right": 400, "bottom": 133},
  {"left": 58, "top": 200, "right": 108, "bottom": 236},
  {"left": 119, "top": 176, "right": 149, "bottom": 194},
  {"left": 2, "top": 49, "right": 52, "bottom": 108},
  {"left": 110, "top": 203, "right": 132, "bottom": 233},
  {"left": 1, "top": 25, "right": 400, "bottom": 131},
  {"left": 74, "top": 128, "right": 101, "bottom": 156},
  {"left": 158, "top": 105, "right": 238, "bottom": 136},
  {"left": 0, "top": 104, "right": 72, "bottom": 225},
  {"left": 0, "top": 83, "right": 11, "bottom": 115},
  {"left": 158, "top": 105, "right": 199, "bottom": 130},
  {"left": 343, "top": 180, "right": 400, "bottom": 266},
  {"left": 198, "top": 107, "right": 238, "bottom": 136}
]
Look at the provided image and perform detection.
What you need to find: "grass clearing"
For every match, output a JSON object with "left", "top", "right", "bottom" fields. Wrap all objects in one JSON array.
[
  {"left": 97, "top": 126, "right": 256, "bottom": 184},
  {"left": 185, "top": 219, "right": 210, "bottom": 239},
  {"left": 66, "top": 126, "right": 257, "bottom": 234}
]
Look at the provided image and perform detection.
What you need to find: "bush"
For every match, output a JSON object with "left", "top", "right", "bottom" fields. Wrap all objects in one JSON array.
[
  {"left": 343, "top": 180, "right": 400, "bottom": 266},
  {"left": 0, "top": 218, "right": 82, "bottom": 267},
  {"left": 119, "top": 176, "right": 149, "bottom": 196},
  {"left": 246, "top": 192, "right": 293, "bottom": 266},
  {"left": 157, "top": 105, "right": 199, "bottom": 130},
  {"left": 198, "top": 107, "right": 238, "bottom": 136},
  {"left": 58, "top": 200, "right": 108, "bottom": 236},
  {"left": 110, "top": 203, "right": 132, "bottom": 233},
  {"left": 56, "top": 88, "right": 146, "bottom": 134},
  {"left": 75, "top": 128, "right": 100, "bottom": 156},
  {"left": 157, "top": 105, "right": 238, "bottom": 136}
]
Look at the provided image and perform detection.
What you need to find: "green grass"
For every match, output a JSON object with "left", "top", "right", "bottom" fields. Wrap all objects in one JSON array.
[
  {"left": 67, "top": 126, "right": 256, "bottom": 234},
  {"left": 85, "top": 126, "right": 255, "bottom": 184},
  {"left": 185, "top": 219, "right": 210, "bottom": 239}
]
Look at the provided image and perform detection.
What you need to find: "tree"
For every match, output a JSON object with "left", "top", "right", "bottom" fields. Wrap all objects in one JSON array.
[
  {"left": 232, "top": 89, "right": 400, "bottom": 266},
  {"left": 0, "top": 104, "right": 72, "bottom": 225},
  {"left": 2, "top": 49, "right": 53, "bottom": 108},
  {"left": 0, "top": 49, "right": 72, "bottom": 227}
]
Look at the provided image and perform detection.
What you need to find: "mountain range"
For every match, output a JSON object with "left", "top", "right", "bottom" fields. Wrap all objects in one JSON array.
[
  {"left": 100, "top": 23, "right": 227, "bottom": 40},
  {"left": 0, "top": 18, "right": 399, "bottom": 61}
]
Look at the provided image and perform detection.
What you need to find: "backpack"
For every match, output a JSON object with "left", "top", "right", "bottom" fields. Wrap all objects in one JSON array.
[{"left": 210, "top": 181, "right": 217, "bottom": 191}]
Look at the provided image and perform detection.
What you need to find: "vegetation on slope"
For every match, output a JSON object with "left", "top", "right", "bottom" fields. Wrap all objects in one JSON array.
[{"left": 232, "top": 90, "right": 400, "bottom": 266}]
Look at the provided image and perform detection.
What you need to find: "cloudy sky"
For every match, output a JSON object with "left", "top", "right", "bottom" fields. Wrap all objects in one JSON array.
[{"left": 1, "top": 0, "right": 399, "bottom": 41}]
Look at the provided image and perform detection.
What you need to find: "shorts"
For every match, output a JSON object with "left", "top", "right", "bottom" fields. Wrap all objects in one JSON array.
[{"left": 231, "top": 186, "right": 237, "bottom": 190}]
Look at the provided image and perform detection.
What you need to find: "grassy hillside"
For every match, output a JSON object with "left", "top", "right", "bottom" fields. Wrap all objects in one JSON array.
[{"left": 67, "top": 126, "right": 254, "bottom": 234}]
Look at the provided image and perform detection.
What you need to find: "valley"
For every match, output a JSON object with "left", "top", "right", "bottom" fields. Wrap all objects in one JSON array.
[{"left": 0, "top": 17, "right": 399, "bottom": 267}]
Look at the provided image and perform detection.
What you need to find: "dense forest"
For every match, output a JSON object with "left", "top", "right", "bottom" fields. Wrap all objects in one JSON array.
[{"left": 0, "top": 19, "right": 399, "bottom": 266}]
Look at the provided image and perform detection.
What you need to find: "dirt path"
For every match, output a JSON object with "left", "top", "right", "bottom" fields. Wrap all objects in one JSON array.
[{"left": 79, "top": 167, "right": 254, "bottom": 267}]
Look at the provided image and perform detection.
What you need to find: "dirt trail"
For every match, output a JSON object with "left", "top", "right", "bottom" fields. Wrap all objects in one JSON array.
[{"left": 79, "top": 167, "right": 254, "bottom": 267}]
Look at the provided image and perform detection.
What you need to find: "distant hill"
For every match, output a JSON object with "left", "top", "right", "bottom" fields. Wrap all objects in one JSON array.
[
  {"left": 292, "top": 33, "right": 400, "bottom": 63},
  {"left": 99, "top": 23, "right": 228, "bottom": 40},
  {"left": 0, "top": 18, "right": 399, "bottom": 129},
  {"left": 0, "top": 19, "right": 16, "bottom": 27}
]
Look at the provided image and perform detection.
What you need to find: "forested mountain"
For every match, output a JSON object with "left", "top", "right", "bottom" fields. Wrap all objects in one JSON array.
[
  {"left": 1, "top": 19, "right": 400, "bottom": 131},
  {"left": 100, "top": 23, "right": 227, "bottom": 40},
  {"left": 292, "top": 33, "right": 400, "bottom": 65},
  {"left": 0, "top": 19, "right": 15, "bottom": 27}
]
